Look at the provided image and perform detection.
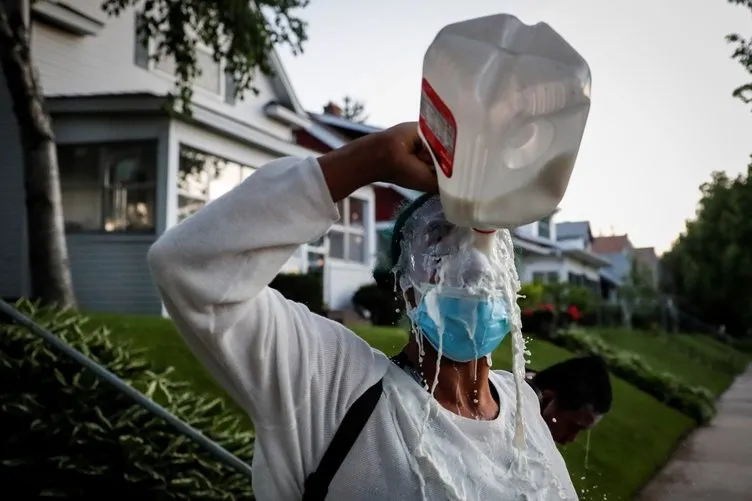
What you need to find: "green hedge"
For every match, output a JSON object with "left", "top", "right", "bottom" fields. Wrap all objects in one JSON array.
[
  {"left": 269, "top": 272, "right": 326, "bottom": 315},
  {"left": 554, "top": 330, "right": 716, "bottom": 424},
  {"left": 0, "top": 300, "right": 254, "bottom": 500},
  {"left": 352, "top": 283, "right": 404, "bottom": 326}
]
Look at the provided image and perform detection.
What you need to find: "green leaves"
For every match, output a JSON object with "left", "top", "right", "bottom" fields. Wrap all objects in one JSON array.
[
  {"left": 726, "top": 0, "right": 752, "bottom": 108},
  {"left": 0, "top": 299, "right": 255, "bottom": 499},
  {"left": 100, "top": 0, "right": 310, "bottom": 114},
  {"left": 662, "top": 158, "right": 752, "bottom": 336}
]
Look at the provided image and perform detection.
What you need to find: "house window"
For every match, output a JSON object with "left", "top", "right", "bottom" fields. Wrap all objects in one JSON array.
[
  {"left": 328, "top": 197, "right": 369, "bottom": 263},
  {"left": 532, "top": 271, "right": 560, "bottom": 284},
  {"left": 58, "top": 141, "right": 158, "bottom": 233},
  {"left": 153, "top": 48, "right": 223, "bottom": 94},
  {"left": 133, "top": 13, "right": 149, "bottom": 69},
  {"left": 133, "top": 17, "right": 241, "bottom": 101},
  {"left": 538, "top": 215, "right": 552, "bottom": 240},
  {"left": 194, "top": 50, "right": 221, "bottom": 93},
  {"left": 149, "top": 37, "right": 222, "bottom": 94},
  {"left": 307, "top": 236, "right": 327, "bottom": 273},
  {"left": 177, "top": 145, "right": 253, "bottom": 222},
  {"left": 224, "top": 71, "right": 237, "bottom": 105}
]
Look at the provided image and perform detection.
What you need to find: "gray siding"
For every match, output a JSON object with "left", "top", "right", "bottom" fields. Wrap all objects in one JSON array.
[
  {"left": 599, "top": 251, "right": 633, "bottom": 283},
  {"left": 67, "top": 234, "right": 161, "bottom": 315},
  {"left": 31, "top": 3, "right": 294, "bottom": 141},
  {"left": 0, "top": 69, "right": 30, "bottom": 299}
]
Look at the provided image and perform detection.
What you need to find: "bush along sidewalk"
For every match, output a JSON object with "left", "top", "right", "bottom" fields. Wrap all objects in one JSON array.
[
  {"left": 553, "top": 329, "right": 716, "bottom": 424},
  {"left": 0, "top": 299, "right": 255, "bottom": 500}
]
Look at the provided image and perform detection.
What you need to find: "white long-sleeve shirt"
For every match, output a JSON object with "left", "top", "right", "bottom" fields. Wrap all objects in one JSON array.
[{"left": 147, "top": 156, "right": 578, "bottom": 501}]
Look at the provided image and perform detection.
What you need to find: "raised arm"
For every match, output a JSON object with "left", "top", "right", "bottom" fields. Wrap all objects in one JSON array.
[{"left": 147, "top": 123, "right": 436, "bottom": 429}]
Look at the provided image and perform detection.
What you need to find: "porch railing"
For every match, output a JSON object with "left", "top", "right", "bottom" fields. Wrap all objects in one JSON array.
[{"left": 0, "top": 299, "right": 253, "bottom": 478}]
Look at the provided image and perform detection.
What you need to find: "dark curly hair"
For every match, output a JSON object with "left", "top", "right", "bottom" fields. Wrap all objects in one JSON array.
[
  {"left": 372, "top": 193, "right": 436, "bottom": 290},
  {"left": 532, "top": 356, "right": 613, "bottom": 413}
]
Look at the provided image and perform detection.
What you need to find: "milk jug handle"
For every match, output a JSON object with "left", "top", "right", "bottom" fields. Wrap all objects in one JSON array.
[{"left": 416, "top": 124, "right": 441, "bottom": 175}]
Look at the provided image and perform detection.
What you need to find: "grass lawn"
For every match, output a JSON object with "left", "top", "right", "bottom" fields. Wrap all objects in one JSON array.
[
  {"left": 86, "top": 312, "right": 696, "bottom": 501},
  {"left": 585, "top": 328, "right": 750, "bottom": 396}
]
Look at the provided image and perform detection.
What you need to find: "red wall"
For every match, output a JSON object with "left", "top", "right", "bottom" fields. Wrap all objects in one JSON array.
[
  {"left": 375, "top": 186, "right": 407, "bottom": 222},
  {"left": 293, "top": 129, "right": 332, "bottom": 154}
]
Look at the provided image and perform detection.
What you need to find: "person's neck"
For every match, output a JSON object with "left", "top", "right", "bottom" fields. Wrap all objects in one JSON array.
[{"left": 402, "top": 340, "right": 499, "bottom": 420}]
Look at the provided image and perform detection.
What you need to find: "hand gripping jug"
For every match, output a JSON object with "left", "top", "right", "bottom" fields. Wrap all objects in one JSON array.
[{"left": 418, "top": 14, "right": 591, "bottom": 248}]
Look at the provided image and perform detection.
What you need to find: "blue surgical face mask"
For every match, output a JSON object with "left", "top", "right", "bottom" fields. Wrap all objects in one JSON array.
[{"left": 411, "top": 285, "right": 511, "bottom": 363}]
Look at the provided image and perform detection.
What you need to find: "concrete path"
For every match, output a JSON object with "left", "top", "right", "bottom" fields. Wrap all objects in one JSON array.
[{"left": 638, "top": 364, "right": 752, "bottom": 501}]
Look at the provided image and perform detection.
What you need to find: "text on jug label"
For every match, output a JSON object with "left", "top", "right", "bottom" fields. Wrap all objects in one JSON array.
[{"left": 419, "top": 78, "right": 457, "bottom": 178}]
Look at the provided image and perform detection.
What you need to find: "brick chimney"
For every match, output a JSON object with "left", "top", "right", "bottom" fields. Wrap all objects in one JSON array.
[{"left": 323, "top": 102, "right": 342, "bottom": 117}]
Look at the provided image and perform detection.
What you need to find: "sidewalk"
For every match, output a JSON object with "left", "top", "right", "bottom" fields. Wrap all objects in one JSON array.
[{"left": 638, "top": 364, "right": 752, "bottom": 501}]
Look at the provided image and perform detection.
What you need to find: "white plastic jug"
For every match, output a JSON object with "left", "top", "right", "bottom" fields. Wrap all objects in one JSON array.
[{"left": 418, "top": 13, "right": 591, "bottom": 232}]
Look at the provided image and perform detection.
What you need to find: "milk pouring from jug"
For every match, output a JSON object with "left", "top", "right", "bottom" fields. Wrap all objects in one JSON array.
[{"left": 418, "top": 13, "right": 592, "bottom": 231}]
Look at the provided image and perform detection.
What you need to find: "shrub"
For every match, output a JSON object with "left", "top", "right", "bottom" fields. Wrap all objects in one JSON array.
[
  {"left": 352, "top": 283, "right": 404, "bottom": 326},
  {"left": 518, "top": 282, "right": 545, "bottom": 310},
  {"left": 598, "top": 303, "right": 624, "bottom": 327},
  {"left": 630, "top": 305, "right": 663, "bottom": 331},
  {"left": 0, "top": 300, "right": 255, "bottom": 500},
  {"left": 521, "top": 283, "right": 603, "bottom": 331},
  {"left": 521, "top": 305, "right": 556, "bottom": 338},
  {"left": 270, "top": 272, "right": 326, "bottom": 315},
  {"left": 554, "top": 330, "right": 716, "bottom": 424},
  {"left": 562, "top": 285, "right": 599, "bottom": 316}
]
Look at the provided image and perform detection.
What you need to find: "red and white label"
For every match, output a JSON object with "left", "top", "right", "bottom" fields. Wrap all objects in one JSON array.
[{"left": 419, "top": 78, "right": 457, "bottom": 178}]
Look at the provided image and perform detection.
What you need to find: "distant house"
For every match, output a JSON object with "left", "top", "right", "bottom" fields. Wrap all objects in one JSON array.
[
  {"left": 555, "top": 221, "right": 621, "bottom": 302},
  {"left": 516, "top": 217, "right": 611, "bottom": 297},
  {"left": 0, "top": 0, "right": 364, "bottom": 314},
  {"left": 592, "top": 235, "right": 635, "bottom": 281},
  {"left": 591, "top": 234, "right": 639, "bottom": 303}
]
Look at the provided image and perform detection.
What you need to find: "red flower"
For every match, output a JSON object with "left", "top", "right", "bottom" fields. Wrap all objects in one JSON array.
[
  {"left": 567, "top": 305, "right": 583, "bottom": 321},
  {"left": 541, "top": 303, "right": 554, "bottom": 312},
  {"left": 523, "top": 308, "right": 534, "bottom": 316}
]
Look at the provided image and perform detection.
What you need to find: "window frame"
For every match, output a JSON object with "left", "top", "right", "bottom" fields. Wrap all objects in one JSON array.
[
  {"left": 58, "top": 140, "right": 159, "bottom": 234},
  {"left": 538, "top": 215, "right": 552, "bottom": 240},
  {"left": 327, "top": 196, "right": 369, "bottom": 264},
  {"left": 177, "top": 144, "right": 255, "bottom": 223},
  {"left": 134, "top": 17, "right": 229, "bottom": 100},
  {"left": 306, "top": 235, "right": 328, "bottom": 273},
  {"left": 153, "top": 44, "right": 223, "bottom": 95},
  {"left": 532, "top": 271, "right": 560, "bottom": 284}
]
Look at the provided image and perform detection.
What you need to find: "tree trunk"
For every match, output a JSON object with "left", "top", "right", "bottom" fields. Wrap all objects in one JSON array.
[{"left": 0, "top": 0, "right": 77, "bottom": 309}]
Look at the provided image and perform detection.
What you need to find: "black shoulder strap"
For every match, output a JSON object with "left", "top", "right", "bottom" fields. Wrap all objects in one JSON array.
[{"left": 302, "top": 378, "right": 384, "bottom": 501}]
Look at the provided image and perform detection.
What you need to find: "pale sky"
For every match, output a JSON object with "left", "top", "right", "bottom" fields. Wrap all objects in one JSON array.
[{"left": 278, "top": 0, "right": 751, "bottom": 254}]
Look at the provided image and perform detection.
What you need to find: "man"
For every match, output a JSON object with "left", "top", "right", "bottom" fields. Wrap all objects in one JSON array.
[
  {"left": 526, "top": 356, "right": 612, "bottom": 445},
  {"left": 148, "top": 123, "right": 577, "bottom": 500}
]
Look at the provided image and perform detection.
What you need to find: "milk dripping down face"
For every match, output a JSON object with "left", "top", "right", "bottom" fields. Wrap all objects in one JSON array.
[
  {"left": 395, "top": 196, "right": 529, "bottom": 445},
  {"left": 395, "top": 197, "right": 508, "bottom": 301},
  {"left": 394, "top": 197, "right": 520, "bottom": 365}
]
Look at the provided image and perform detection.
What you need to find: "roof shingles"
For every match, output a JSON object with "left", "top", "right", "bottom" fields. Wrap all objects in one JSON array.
[{"left": 592, "top": 235, "right": 630, "bottom": 254}]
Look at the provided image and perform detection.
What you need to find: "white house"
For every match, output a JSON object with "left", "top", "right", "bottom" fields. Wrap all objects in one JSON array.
[
  {"left": 515, "top": 216, "right": 612, "bottom": 296},
  {"left": 0, "top": 0, "right": 376, "bottom": 313}
]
